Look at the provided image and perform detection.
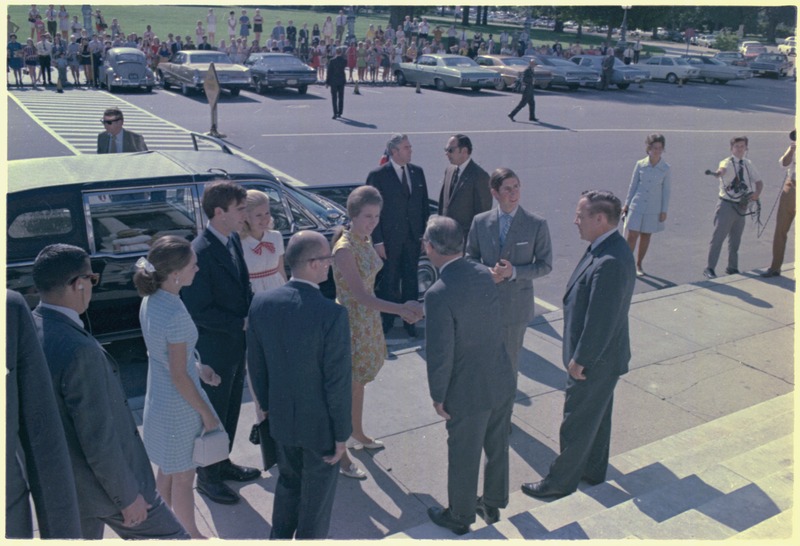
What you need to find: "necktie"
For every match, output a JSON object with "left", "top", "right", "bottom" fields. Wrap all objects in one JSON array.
[
  {"left": 738, "top": 159, "right": 745, "bottom": 185},
  {"left": 401, "top": 165, "right": 410, "bottom": 195},
  {"left": 227, "top": 238, "right": 240, "bottom": 275},
  {"left": 499, "top": 213, "right": 512, "bottom": 247},
  {"left": 448, "top": 166, "right": 460, "bottom": 199},
  {"left": 110, "top": 134, "right": 118, "bottom": 153}
]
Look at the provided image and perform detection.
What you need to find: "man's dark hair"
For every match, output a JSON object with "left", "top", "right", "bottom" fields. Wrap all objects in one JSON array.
[
  {"left": 489, "top": 167, "right": 519, "bottom": 192},
  {"left": 32, "top": 244, "right": 89, "bottom": 294},
  {"left": 730, "top": 136, "right": 748, "bottom": 148},
  {"left": 424, "top": 215, "right": 463, "bottom": 256},
  {"left": 201, "top": 181, "right": 247, "bottom": 219},
  {"left": 451, "top": 134, "right": 472, "bottom": 155},
  {"left": 285, "top": 232, "right": 326, "bottom": 270},
  {"left": 103, "top": 107, "right": 123, "bottom": 121},
  {"left": 581, "top": 190, "right": 622, "bottom": 225}
]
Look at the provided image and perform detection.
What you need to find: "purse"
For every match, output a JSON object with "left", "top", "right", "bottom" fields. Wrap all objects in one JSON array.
[
  {"left": 256, "top": 418, "right": 278, "bottom": 471},
  {"left": 193, "top": 427, "right": 229, "bottom": 467}
]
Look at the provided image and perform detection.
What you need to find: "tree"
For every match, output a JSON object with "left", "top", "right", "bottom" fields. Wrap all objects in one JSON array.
[
  {"left": 461, "top": 7, "right": 470, "bottom": 27},
  {"left": 389, "top": 6, "right": 414, "bottom": 31},
  {"left": 763, "top": 6, "right": 796, "bottom": 43}
]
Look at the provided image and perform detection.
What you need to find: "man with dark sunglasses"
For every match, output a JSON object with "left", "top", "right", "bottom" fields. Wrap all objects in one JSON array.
[{"left": 97, "top": 107, "right": 148, "bottom": 154}]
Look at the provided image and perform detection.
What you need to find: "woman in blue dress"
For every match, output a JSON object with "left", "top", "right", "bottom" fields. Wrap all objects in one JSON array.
[
  {"left": 623, "top": 133, "right": 671, "bottom": 276},
  {"left": 134, "top": 236, "right": 221, "bottom": 539}
]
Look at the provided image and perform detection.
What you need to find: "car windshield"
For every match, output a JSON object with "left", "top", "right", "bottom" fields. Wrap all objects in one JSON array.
[
  {"left": 116, "top": 53, "right": 144, "bottom": 63},
  {"left": 443, "top": 57, "right": 479, "bottom": 67},
  {"left": 546, "top": 57, "right": 578, "bottom": 67},
  {"left": 757, "top": 54, "right": 783, "bottom": 62},
  {"left": 256, "top": 56, "right": 305, "bottom": 68},
  {"left": 190, "top": 53, "right": 234, "bottom": 64},
  {"left": 503, "top": 57, "right": 529, "bottom": 66}
]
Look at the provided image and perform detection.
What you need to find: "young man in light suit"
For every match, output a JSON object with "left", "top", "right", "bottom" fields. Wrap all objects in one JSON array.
[
  {"left": 97, "top": 107, "right": 148, "bottom": 154},
  {"left": 438, "top": 134, "right": 492, "bottom": 242},
  {"left": 522, "top": 190, "right": 635, "bottom": 499},
  {"left": 466, "top": 167, "right": 552, "bottom": 375},
  {"left": 423, "top": 216, "right": 516, "bottom": 535},
  {"left": 247, "top": 231, "right": 352, "bottom": 539}
]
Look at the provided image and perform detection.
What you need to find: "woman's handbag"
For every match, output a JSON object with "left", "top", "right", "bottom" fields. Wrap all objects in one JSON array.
[{"left": 193, "top": 427, "right": 229, "bottom": 467}]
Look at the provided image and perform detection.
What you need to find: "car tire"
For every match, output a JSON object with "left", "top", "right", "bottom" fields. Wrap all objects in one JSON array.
[
  {"left": 297, "top": 84, "right": 308, "bottom": 94},
  {"left": 254, "top": 78, "right": 264, "bottom": 94},
  {"left": 616, "top": 83, "right": 630, "bottom": 90},
  {"left": 434, "top": 78, "right": 447, "bottom": 91},
  {"left": 395, "top": 71, "right": 407, "bottom": 86},
  {"left": 107, "top": 77, "right": 116, "bottom": 93},
  {"left": 145, "top": 86, "right": 153, "bottom": 93},
  {"left": 567, "top": 83, "right": 579, "bottom": 91},
  {"left": 494, "top": 78, "right": 507, "bottom": 91},
  {"left": 716, "top": 79, "right": 728, "bottom": 85},
  {"left": 471, "top": 86, "right": 481, "bottom": 92},
  {"left": 230, "top": 88, "right": 240, "bottom": 96},
  {"left": 159, "top": 72, "right": 170, "bottom": 89},
  {"left": 666, "top": 72, "right": 678, "bottom": 84},
  {"left": 704, "top": 77, "right": 716, "bottom": 84},
  {"left": 181, "top": 82, "right": 191, "bottom": 96}
]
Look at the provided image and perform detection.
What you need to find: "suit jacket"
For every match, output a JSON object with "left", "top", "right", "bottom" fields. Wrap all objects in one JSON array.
[
  {"left": 325, "top": 55, "right": 347, "bottom": 86},
  {"left": 562, "top": 230, "right": 635, "bottom": 376},
  {"left": 6, "top": 291, "right": 81, "bottom": 539},
  {"left": 182, "top": 229, "right": 252, "bottom": 335},
  {"left": 466, "top": 206, "right": 553, "bottom": 326},
  {"left": 366, "top": 162, "right": 429, "bottom": 249},
  {"left": 32, "top": 305, "right": 158, "bottom": 520},
  {"left": 438, "top": 159, "right": 491, "bottom": 238},
  {"left": 247, "top": 280, "right": 352, "bottom": 451},
  {"left": 96, "top": 129, "right": 148, "bottom": 154},
  {"left": 424, "top": 258, "right": 515, "bottom": 415}
]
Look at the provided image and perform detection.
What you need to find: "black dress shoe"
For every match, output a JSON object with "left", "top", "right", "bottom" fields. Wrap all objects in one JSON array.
[
  {"left": 725, "top": 267, "right": 740, "bottom": 275},
  {"left": 530, "top": 117, "right": 539, "bottom": 122},
  {"left": 475, "top": 497, "right": 500, "bottom": 524},
  {"left": 761, "top": 269, "right": 781, "bottom": 278},
  {"left": 508, "top": 113, "right": 515, "bottom": 122},
  {"left": 220, "top": 462, "right": 261, "bottom": 482},
  {"left": 427, "top": 507, "right": 469, "bottom": 536},
  {"left": 521, "top": 480, "right": 570, "bottom": 499},
  {"left": 703, "top": 267, "right": 716, "bottom": 279},
  {"left": 197, "top": 479, "right": 240, "bottom": 505}
]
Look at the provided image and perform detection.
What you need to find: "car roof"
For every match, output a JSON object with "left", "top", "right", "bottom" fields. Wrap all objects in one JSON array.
[
  {"left": 8, "top": 151, "right": 274, "bottom": 194},
  {"left": 108, "top": 47, "right": 145, "bottom": 56}
]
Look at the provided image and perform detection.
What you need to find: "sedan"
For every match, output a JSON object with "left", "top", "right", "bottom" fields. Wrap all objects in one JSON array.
[
  {"left": 100, "top": 47, "right": 155, "bottom": 93},
  {"left": 158, "top": 50, "right": 251, "bottom": 96},
  {"left": 682, "top": 55, "right": 753, "bottom": 83},
  {"left": 714, "top": 51, "right": 749, "bottom": 67},
  {"left": 245, "top": 53, "right": 317, "bottom": 94},
  {"left": 777, "top": 36, "right": 796, "bottom": 56},
  {"left": 569, "top": 55, "right": 650, "bottom": 89},
  {"left": 524, "top": 54, "right": 600, "bottom": 90},
  {"left": 638, "top": 55, "right": 700, "bottom": 83},
  {"left": 393, "top": 54, "right": 501, "bottom": 91},
  {"left": 741, "top": 43, "right": 768, "bottom": 61},
  {"left": 475, "top": 55, "right": 553, "bottom": 90},
  {"left": 749, "top": 53, "right": 792, "bottom": 78}
]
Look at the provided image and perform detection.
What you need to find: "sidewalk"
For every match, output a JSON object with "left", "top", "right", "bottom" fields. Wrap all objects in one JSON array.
[{"left": 126, "top": 265, "right": 794, "bottom": 540}]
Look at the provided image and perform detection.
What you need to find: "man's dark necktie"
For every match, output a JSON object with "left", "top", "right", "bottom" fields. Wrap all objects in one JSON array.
[
  {"left": 448, "top": 166, "right": 460, "bottom": 199},
  {"left": 738, "top": 159, "right": 745, "bottom": 186},
  {"left": 401, "top": 165, "right": 410, "bottom": 195},
  {"left": 227, "top": 238, "right": 240, "bottom": 275}
]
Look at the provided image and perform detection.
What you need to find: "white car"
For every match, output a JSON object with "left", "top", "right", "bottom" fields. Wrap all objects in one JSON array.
[
  {"left": 638, "top": 55, "right": 700, "bottom": 83},
  {"left": 778, "top": 36, "right": 796, "bottom": 56},
  {"left": 696, "top": 34, "right": 717, "bottom": 48}
]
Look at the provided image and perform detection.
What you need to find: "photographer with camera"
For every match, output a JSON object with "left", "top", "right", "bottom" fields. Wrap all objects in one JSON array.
[
  {"left": 703, "top": 136, "right": 763, "bottom": 279},
  {"left": 761, "top": 130, "right": 796, "bottom": 278}
]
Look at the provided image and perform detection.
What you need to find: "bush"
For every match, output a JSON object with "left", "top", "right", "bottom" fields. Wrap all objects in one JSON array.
[{"left": 714, "top": 32, "right": 739, "bottom": 51}]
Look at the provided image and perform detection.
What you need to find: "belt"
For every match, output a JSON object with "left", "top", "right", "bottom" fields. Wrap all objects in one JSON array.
[{"left": 250, "top": 267, "right": 280, "bottom": 279}]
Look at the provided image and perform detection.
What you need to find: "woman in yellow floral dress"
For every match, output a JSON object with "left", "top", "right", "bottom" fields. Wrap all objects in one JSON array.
[{"left": 332, "top": 186, "right": 422, "bottom": 479}]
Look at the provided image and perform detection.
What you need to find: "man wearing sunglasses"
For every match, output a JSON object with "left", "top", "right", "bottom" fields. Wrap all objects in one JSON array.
[
  {"left": 30, "top": 244, "right": 188, "bottom": 539},
  {"left": 97, "top": 107, "right": 148, "bottom": 154}
]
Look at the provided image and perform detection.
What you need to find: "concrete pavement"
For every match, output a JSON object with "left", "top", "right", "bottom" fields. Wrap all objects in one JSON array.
[{"left": 122, "top": 264, "right": 794, "bottom": 540}]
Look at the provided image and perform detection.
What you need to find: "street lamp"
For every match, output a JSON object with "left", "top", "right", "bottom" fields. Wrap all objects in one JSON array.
[{"left": 621, "top": 5, "right": 631, "bottom": 43}]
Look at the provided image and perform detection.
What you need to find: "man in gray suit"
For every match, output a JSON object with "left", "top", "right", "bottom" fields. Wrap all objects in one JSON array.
[
  {"left": 438, "top": 134, "right": 492, "bottom": 240},
  {"left": 31, "top": 244, "right": 188, "bottom": 539},
  {"left": 423, "top": 216, "right": 516, "bottom": 535},
  {"left": 522, "top": 190, "right": 635, "bottom": 499},
  {"left": 466, "top": 167, "right": 552, "bottom": 375},
  {"left": 248, "top": 231, "right": 352, "bottom": 539},
  {"left": 97, "top": 107, "right": 148, "bottom": 154}
]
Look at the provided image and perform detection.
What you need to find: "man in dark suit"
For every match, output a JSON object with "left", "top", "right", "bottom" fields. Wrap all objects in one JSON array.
[
  {"left": 6, "top": 289, "right": 81, "bottom": 539},
  {"left": 438, "top": 134, "right": 492, "bottom": 241},
  {"left": 466, "top": 167, "right": 552, "bottom": 376},
  {"left": 423, "top": 216, "right": 516, "bottom": 535},
  {"left": 97, "top": 107, "right": 148, "bottom": 154},
  {"left": 182, "top": 181, "right": 260, "bottom": 505},
  {"left": 367, "top": 133, "right": 429, "bottom": 337},
  {"left": 508, "top": 57, "right": 538, "bottom": 122},
  {"left": 600, "top": 49, "right": 615, "bottom": 90},
  {"left": 30, "top": 245, "right": 188, "bottom": 539},
  {"left": 325, "top": 46, "right": 347, "bottom": 119},
  {"left": 248, "top": 231, "right": 352, "bottom": 539},
  {"left": 522, "top": 190, "right": 635, "bottom": 499}
]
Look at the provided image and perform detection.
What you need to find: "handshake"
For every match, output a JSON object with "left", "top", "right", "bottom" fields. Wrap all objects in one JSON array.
[{"left": 399, "top": 300, "right": 425, "bottom": 324}]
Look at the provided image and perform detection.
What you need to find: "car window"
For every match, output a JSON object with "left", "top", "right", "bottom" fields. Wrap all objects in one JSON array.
[
  {"left": 8, "top": 208, "right": 73, "bottom": 239},
  {"left": 646, "top": 58, "right": 659, "bottom": 65},
  {"left": 287, "top": 198, "right": 317, "bottom": 229},
  {"left": 117, "top": 53, "right": 143, "bottom": 63},
  {"left": 661, "top": 58, "right": 673, "bottom": 65},
  {"left": 242, "top": 184, "right": 291, "bottom": 232},
  {"left": 85, "top": 186, "right": 198, "bottom": 254}
]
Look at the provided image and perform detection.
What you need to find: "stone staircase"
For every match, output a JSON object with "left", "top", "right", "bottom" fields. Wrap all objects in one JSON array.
[{"left": 389, "top": 393, "right": 793, "bottom": 540}]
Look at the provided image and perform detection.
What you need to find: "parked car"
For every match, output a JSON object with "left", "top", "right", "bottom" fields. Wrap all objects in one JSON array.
[
  {"left": 681, "top": 54, "right": 753, "bottom": 83},
  {"left": 749, "top": 53, "right": 792, "bottom": 77},
  {"left": 6, "top": 134, "right": 346, "bottom": 343},
  {"left": 777, "top": 36, "right": 796, "bottom": 56},
  {"left": 393, "top": 53, "right": 501, "bottom": 91},
  {"left": 569, "top": 54, "right": 650, "bottom": 89},
  {"left": 475, "top": 55, "right": 553, "bottom": 90},
  {"left": 157, "top": 50, "right": 251, "bottom": 96},
  {"left": 245, "top": 52, "right": 317, "bottom": 94},
  {"left": 100, "top": 47, "right": 155, "bottom": 93},
  {"left": 524, "top": 54, "right": 600, "bottom": 90},
  {"left": 740, "top": 43, "right": 768, "bottom": 61},
  {"left": 713, "top": 51, "right": 749, "bottom": 67},
  {"left": 696, "top": 34, "right": 717, "bottom": 48},
  {"left": 637, "top": 55, "right": 700, "bottom": 83}
]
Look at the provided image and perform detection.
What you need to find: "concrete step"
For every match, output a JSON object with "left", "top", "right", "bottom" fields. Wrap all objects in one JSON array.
[{"left": 733, "top": 507, "right": 793, "bottom": 539}]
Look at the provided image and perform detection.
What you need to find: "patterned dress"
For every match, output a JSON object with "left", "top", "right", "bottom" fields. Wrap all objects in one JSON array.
[
  {"left": 242, "top": 231, "right": 286, "bottom": 293},
  {"left": 333, "top": 229, "right": 386, "bottom": 384},
  {"left": 140, "top": 289, "right": 215, "bottom": 474}
]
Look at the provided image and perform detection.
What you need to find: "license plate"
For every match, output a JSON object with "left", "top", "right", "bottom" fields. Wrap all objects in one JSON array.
[
  {"left": 129, "top": 74, "right": 138, "bottom": 80},
  {"left": 287, "top": 79, "right": 297, "bottom": 85}
]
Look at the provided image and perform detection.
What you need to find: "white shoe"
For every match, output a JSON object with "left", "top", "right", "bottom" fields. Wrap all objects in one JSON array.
[
  {"left": 346, "top": 437, "right": 385, "bottom": 450},
  {"left": 339, "top": 463, "right": 367, "bottom": 480}
]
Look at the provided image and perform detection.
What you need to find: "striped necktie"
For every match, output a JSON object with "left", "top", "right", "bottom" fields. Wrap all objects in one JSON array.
[{"left": 499, "top": 212, "right": 512, "bottom": 247}]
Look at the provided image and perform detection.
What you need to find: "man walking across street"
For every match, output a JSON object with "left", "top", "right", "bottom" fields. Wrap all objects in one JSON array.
[
  {"left": 326, "top": 46, "right": 347, "bottom": 119},
  {"left": 521, "top": 190, "right": 635, "bottom": 499},
  {"left": 97, "top": 108, "right": 148, "bottom": 154},
  {"left": 424, "top": 216, "right": 516, "bottom": 535},
  {"left": 248, "top": 231, "right": 352, "bottom": 539},
  {"left": 601, "top": 48, "right": 615, "bottom": 90},
  {"left": 508, "top": 57, "right": 538, "bottom": 122},
  {"left": 438, "top": 134, "right": 492, "bottom": 241}
]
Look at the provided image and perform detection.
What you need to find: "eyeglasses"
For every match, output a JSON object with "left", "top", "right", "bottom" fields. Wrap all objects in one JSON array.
[
  {"left": 69, "top": 273, "right": 100, "bottom": 286},
  {"left": 307, "top": 255, "right": 334, "bottom": 263},
  {"left": 444, "top": 147, "right": 459, "bottom": 153},
  {"left": 101, "top": 118, "right": 122, "bottom": 125}
]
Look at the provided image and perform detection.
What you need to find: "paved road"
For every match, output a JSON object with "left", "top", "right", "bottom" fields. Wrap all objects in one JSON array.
[{"left": 7, "top": 70, "right": 795, "bottom": 314}]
